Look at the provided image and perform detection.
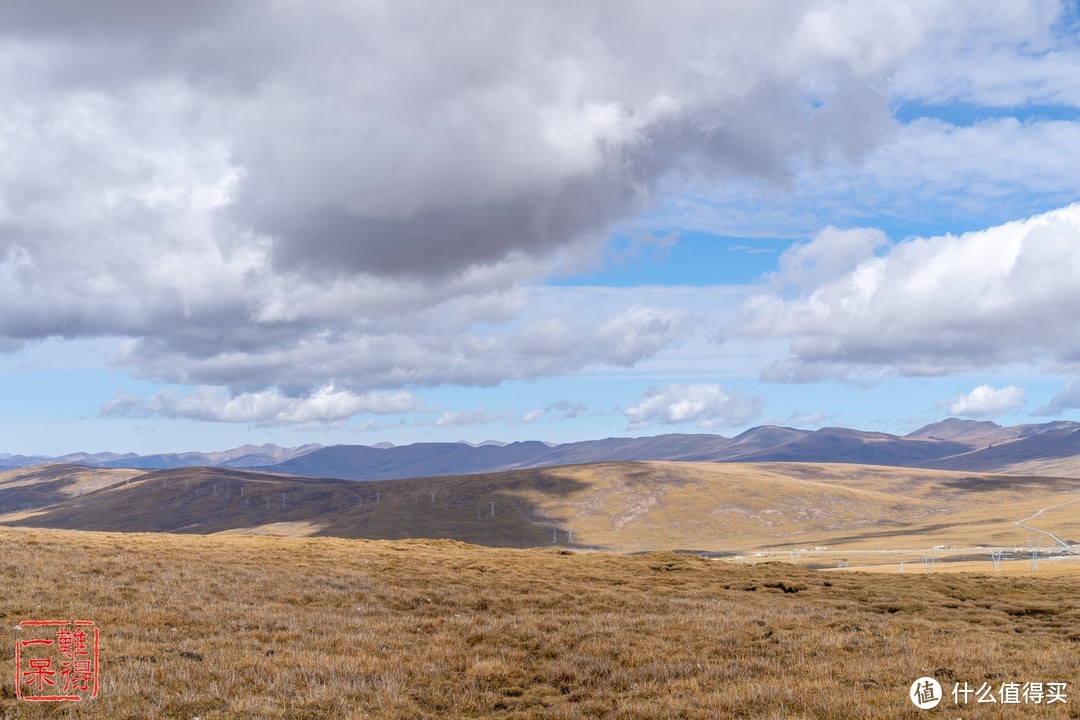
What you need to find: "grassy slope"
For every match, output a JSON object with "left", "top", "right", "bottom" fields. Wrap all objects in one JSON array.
[
  {"left": 3, "top": 462, "right": 1080, "bottom": 560},
  {"left": 0, "top": 526, "right": 1077, "bottom": 719},
  {"left": 0, "top": 464, "right": 143, "bottom": 512},
  {"left": 996, "top": 455, "right": 1080, "bottom": 478}
]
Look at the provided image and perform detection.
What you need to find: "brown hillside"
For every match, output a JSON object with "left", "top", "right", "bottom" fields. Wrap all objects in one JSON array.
[
  {"left": 3, "top": 462, "right": 1080, "bottom": 565},
  {"left": 0, "top": 464, "right": 142, "bottom": 513}
]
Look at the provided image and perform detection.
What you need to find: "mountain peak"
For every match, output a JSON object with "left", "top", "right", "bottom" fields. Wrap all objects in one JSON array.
[{"left": 907, "top": 418, "right": 1013, "bottom": 446}]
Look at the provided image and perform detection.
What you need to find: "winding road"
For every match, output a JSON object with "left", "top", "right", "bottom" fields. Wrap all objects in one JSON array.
[{"left": 1013, "top": 496, "right": 1080, "bottom": 549}]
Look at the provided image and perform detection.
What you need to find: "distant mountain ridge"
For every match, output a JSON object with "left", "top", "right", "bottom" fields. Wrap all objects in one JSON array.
[
  {"left": 6, "top": 418, "right": 1080, "bottom": 479},
  {"left": 263, "top": 418, "right": 1080, "bottom": 480},
  {"left": 260, "top": 426, "right": 964, "bottom": 480},
  {"left": 0, "top": 443, "right": 323, "bottom": 471},
  {"left": 906, "top": 418, "right": 1080, "bottom": 446}
]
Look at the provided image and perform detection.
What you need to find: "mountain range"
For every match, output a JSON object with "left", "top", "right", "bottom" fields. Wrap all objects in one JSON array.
[
  {"left": 260, "top": 418, "right": 1080, "bottom": 480},
  {"left": 0, "top": 443, "right": 323, "bottom": 471},
  {"left": 5, "top": 417, "right": 1080, "bottom": 480}
]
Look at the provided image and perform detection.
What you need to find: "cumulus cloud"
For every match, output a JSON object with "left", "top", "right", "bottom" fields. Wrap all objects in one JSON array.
[
  {"left": 624, "top": 384, "right": 763, "bottom": 430},
  {"left": 0, "top": 1, "right": 947, "bottom": 399},
  {"left": 591, "top": 306, "right": 693, "bottom": 366},
  {"left": 740, "top": 204, "right": 1080, "bottom": 379},
  {"left": 1, "top": 1, "right": 1075, "bottom": 414},
  {"left": 106, "top": 295, "right": 693, "bottom": 395},
  {"left": 944, "top": 385, "right": 1027, "bottom": 418},
  {"left": 100, "top": 386, "right": 418, "bottom": 426}
]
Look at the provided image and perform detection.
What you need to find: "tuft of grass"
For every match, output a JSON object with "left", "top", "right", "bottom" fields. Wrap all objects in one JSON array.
[{"left": 0, "top": 526, "right": 1077, "bottom": 718}]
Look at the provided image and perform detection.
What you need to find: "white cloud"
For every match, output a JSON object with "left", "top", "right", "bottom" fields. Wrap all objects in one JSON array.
[
  {"left": 624, "top": 384, "right": 763, "bottom": 430},
  {"left": 100, "top": 385, "right": 418, "bottom": 426},
  {"left": 854, "top": 118, "right": 1080, "bottom": 222},
  {"left": 771, "top": 227, "right": 888, "bottom": 290},
  {"left": 0, "top": 0, "right": 972, "bottom": 401},
  {"left": 432, "top": 409, "right": 501, "bottom": 428},
  {"left": 646, "top": 116, "right": 1080, "bottom": 245},
  {"left": 520, "top": 400, "right": 590, "bottom": 424},
  {"left": 740, "top": 204, "right": 1080, "bottom": 379},
  {"left": 107, "top": 293, "right": 696, "bottom": 396},
  {"left": 592, "top": 305, "right": 691, "bottom": 366},
  {"left": 944, "top": 385, "right": 1027, "bottom": 418},
  {"left": 1034, "top": 380, "right": 1080, "bottom": 416},
  {"left": 521, "top": 409, "right": 546, "bottom": 424},
  {"left": 893, "top": 0, "right": 1080, "bottom": 107},
  {"left": 0, "top": 1, "right": 1077, "bottom": 422}
]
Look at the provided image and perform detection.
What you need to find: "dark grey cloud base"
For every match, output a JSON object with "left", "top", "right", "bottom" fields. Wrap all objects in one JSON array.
[{"left": 4, "top": 1, "right": 1059, "bottom": 414}]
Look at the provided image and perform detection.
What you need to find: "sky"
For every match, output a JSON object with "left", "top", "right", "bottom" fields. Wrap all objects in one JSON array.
[{"left": 3, "top": 1, "right": 1080, "bottom": 455}]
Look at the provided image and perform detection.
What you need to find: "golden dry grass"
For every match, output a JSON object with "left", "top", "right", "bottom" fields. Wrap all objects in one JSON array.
[{"left": 0, "top": 526, "right": 1078, "bottom": 719}]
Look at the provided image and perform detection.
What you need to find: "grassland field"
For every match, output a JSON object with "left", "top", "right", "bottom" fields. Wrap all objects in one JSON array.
[
  {"left": 1, "top": 525, "right": 1079, "bottom": 719},
  {"left": 2, "top": 460, "right": 1079, "bottom": 717}
]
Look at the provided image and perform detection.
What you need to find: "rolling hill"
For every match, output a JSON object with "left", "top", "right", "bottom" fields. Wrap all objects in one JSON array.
[
  {"left": 4, "top": 461, "right": 1079, "bottom": 557},
  {"left": 0, "top": 464, "right": 144, "bottom": 513}
]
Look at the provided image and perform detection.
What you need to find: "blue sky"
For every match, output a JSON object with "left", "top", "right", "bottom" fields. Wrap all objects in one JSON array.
[{"left": 2, "top": 2, "right": 1080, "bottom": 455}]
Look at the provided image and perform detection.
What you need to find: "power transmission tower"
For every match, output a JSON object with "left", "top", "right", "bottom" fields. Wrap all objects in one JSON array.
[
  {"left": 921, "top": 555, "right": 936, "bottom": 573},
  {"left": 990, "top": 548, "right": 1004, "bottom": 572}
]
